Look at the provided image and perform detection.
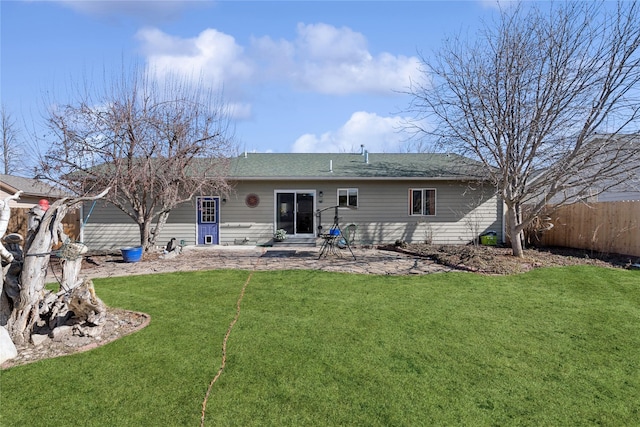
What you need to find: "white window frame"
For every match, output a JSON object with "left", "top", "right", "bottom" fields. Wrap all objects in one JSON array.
[
  {"left": 199, "top": 198, "right": 218, "bottom": 223},
  {"left": 337, "top": 188, "right": 358, "bottom": 209},
  {"left": 409, "top": 188, "right": 436, "bottom": 216}
]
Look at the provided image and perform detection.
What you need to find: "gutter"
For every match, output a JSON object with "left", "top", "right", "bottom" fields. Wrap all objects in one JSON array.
[{"left": 227, "top": 176, "right": 491, "bottom": 182}]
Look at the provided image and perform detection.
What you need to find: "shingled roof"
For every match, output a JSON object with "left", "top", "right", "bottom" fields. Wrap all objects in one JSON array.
[
  {"left": 0, "top": 174, "right": 68, "bottom": 198},
  {"left": 227, "top": 152, "right": 488, "bottom": 180}
]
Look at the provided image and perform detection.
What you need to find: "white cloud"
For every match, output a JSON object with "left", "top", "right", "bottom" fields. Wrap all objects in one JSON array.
[
  {"left": 291, "top": 112, "right": 408, "bottom": 153},
  {"left": 137, "top": 22, "right": 421, "bottom": 98},
  {"left": 254, "top": 23, "right": 422, "bottom": 95},
  {"left": 134, "top": 23, "right": 422, "bottom": 142},
  {"left": 296, "top": 22, "right": 370, "bottom": 63},
  {"left": 226, "top": 102, "right": 252, "bottom": 121},
  {"left": 136, "top": 27, "right": 253, "bottom": 96}
]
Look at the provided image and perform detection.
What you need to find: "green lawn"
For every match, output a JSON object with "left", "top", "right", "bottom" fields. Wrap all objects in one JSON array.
[{"left": 1, "top": 267, "right": 639, "bottom": 426}]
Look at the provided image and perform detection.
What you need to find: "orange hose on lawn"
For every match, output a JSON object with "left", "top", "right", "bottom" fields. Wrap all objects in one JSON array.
[{"left": 200, "top": 259, "right": 258, "bottom": 426}]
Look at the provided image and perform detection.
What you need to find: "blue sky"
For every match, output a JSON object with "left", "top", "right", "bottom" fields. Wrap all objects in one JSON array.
[{"left": 1, "top": 0, "right": 500, "bottom": 162}]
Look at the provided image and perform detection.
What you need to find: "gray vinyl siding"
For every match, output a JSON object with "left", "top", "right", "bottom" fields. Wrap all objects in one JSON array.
[
  {"left": 317, "top": 180, "right": 501, "bottom": 245},
  {"left": 219, "top": 182, "right": 278, "bottom": 245},
  {"left": 221, "top": 180, "right": 502, "bottom": 246},
  {"left": 159, "top": 200, "right": 198, "bottom": 247},
  {"left": 82, "top": 200, "right": 197, "bottom": 250},
  {"left": 82, "top": 201, "right": 138, "bottom": 250},
  {"left": 81, "top": 179, "right": 502, "bottom": 249}
]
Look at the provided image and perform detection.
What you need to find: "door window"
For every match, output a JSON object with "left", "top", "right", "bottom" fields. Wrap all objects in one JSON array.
[{"left": 200, "top": 198, "right": 217, "bottom": 223}]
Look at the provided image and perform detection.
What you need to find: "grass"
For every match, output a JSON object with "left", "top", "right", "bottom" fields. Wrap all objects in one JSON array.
[{"left": 1, "top": 266, "right": 639, "bottom": 426}]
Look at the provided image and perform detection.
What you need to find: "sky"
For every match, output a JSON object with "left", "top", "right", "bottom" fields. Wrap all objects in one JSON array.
[{"left": 1, "top": 0, "right": 502, "bottom": 171}]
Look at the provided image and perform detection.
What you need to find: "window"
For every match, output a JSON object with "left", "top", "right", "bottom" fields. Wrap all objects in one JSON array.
[
  {"left": 410, "top": 189, "right": 436, "bottom": 216},
  {"left": 200, "top": 199, "right": 217, "bottom": 223},
  {"left": 337, "top": 188, "right": 358, "bottom": 208}
]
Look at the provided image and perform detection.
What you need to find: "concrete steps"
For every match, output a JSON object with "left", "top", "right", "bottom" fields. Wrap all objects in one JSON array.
[{"left": 272, "top": 237, "right": 317, "bottom": 248}]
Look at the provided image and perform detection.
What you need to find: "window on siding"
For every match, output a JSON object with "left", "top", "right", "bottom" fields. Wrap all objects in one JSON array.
[
  {"left": 338, "top": 188, "right": 358, "bottom": 208},
  {"left": 410, "top": 189, "right": 436, "bottom": 216}
]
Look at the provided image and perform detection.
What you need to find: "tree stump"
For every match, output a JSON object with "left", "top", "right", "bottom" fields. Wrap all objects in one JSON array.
[
  {"left": 2, "top": 188, "right": 109, "bottom": 346},
  {"left": 68, "top": 279, "right": 107, "bottom": 326}
]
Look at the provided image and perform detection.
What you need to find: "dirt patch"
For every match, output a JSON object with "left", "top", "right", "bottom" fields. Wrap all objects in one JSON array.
[{"left": 388, "top": 243, "right": 639, "bottom": 275}]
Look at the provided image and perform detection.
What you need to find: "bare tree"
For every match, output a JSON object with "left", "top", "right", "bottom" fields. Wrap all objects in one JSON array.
[
  {"left": 41, "top": 67, "right": 236, "bottom": 251},
  {"left": 407, "top": 1, "right": 640, "bottom": 257},
  {"left": 1, "top": 106, "right": 23, "bottom": 175}
]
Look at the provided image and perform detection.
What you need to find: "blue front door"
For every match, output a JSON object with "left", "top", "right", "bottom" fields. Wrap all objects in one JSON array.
[{"left": 197, "top": 197, "right": 219, "bottom": 245}]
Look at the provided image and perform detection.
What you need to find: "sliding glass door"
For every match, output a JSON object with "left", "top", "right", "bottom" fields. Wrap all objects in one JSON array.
[{"left": 275, "top": 191, "right": 315, "bottom": 237}]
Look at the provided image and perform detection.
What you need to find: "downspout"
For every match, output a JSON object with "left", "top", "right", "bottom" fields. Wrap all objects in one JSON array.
[
  {"left": 79, "top": 204, "right": 84, "bottom": 244},
  {"left": 502, "top": 200, "right": 506, "bottom": 243}
]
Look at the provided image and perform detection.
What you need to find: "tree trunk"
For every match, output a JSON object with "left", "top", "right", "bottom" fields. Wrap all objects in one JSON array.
[
  {"left": 148, "top": 211, "right": 170, "bottom": 249},
  {"left": 507, "top": 204, "right": 524, "bottom": 258},
  {"left": 5, "top": 188, "right": 109, "bottom": 345},
  {"left": 139, "top": 220, "right": 152, "bottom": 252},
  {"left": 7, "top": 205, "right": 64, "bottom": 344},
  {"left": 139, "top": 211, "right": 171, "bottom": 251}
]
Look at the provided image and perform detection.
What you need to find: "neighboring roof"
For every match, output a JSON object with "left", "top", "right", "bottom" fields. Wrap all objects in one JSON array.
[
  {"left": 0, "top": 174, "right": 68, "bottom": 198},
  {"left": 228, "top": 152, "right": 489, "bottom": 180}
]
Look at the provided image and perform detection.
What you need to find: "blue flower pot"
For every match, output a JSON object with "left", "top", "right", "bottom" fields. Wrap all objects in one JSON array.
[{"left": 121, "top": 246, "right": 143, "bottom": 263}]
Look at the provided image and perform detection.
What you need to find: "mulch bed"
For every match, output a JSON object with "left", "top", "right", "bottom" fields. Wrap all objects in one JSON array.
[{"left": 385, "top": 243, "right": 639, "bottom": 275}]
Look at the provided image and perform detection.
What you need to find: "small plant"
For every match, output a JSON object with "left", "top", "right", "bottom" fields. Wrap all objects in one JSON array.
[
  {"left": 394, "top": 239, "right": 407, "bottom": 248},
  {"left": 418, "top": 219, "right": 433, "bottom": 245},
  {"left": 274, "top": 229, "right": 287, "bottom": 241}
]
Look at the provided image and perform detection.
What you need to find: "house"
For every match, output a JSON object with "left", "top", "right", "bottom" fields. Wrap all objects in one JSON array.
[
  {"left": 0, "top": 174, "right": 68, "bottom": 209},
  {"left": 0, "top": 174, "right": 76, "bottom": 238},
  {"left": 80, "top": 152, "right": 504, "bottom": 250},
  {"left": 547, "top": 134, "right": 640, "bottom": 204},
  {"left": 590, "top": 134, "right": 640, "bottom": 202}
]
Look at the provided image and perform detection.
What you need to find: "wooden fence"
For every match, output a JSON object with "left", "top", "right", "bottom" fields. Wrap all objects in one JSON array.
[
  {"left": 540, "top": 201, "right": 640, "bottom": 257},
  {"left": 7, "top": 208, "right": 81, "bottom": 242}
]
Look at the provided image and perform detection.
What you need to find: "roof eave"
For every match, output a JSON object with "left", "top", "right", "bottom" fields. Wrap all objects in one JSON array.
[
  {"left": 228, "top": 175, "right": 490, "bottom": 181},
  {"left": 0, "top": 182, "right": 19, "bottom": 194}
]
